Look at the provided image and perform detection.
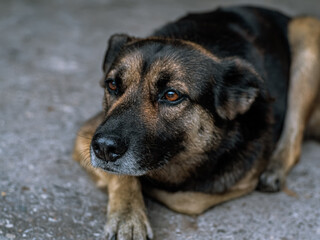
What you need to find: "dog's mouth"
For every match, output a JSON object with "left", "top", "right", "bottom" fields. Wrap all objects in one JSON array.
[{"left": 90, "top": 146, "right": 150, "bottom": 176}]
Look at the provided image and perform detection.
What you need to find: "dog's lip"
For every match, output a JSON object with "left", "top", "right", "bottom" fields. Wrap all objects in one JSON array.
[
  {"left": 99, "top": 165, "right": 118, "bottom": 173},
  {"left": 92, "top": 157, "right": 121, "bottom": 173},
  {"left": 90, "top": 146, "right": 152, "bottom": 176}
]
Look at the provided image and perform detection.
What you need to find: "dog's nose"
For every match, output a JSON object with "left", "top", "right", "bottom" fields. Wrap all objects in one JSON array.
[{"left": 92, "top": 134, "right": 127, "bottom": 162}]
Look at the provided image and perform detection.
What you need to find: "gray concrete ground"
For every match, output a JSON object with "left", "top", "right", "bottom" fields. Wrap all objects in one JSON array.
[{"left": 0, "top": 0, "right": 320, "bottom": 239}]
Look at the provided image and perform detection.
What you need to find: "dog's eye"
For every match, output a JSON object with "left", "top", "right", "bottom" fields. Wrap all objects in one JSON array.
[
  {"left": 105, "top": 78, "right": 118, "bottom": 92},
  {"left": 108, "top": 80, "right": 117, "bottom": 91},
  {"left": 161, "top": 90, "right": 183, "bottom": 104},
  {"left": 165, "top": 91, "right": 179, "bottom": 101}
]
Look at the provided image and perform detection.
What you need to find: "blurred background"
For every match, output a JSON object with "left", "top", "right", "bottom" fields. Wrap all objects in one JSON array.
[{"left": 0, "top": 0, "right": 320, "bottom": 239}]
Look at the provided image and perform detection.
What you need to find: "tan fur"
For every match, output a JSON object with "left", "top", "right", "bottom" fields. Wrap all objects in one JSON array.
[
  {"left": 146, "top": 105, "right": 220, "bottom": 185},
  {"left": 73, "top": 113, "right": 153, "bottom": 239},
  {"left": 261, "top": 17, "right": 320, "bottom": 186},
  {"left": 145, "top": 167, "right": 259, "bottom": 215},
  {"left": 140, "top": 58, "right": 190, "bottom": 130},
  {"left": 108, "top": 50, "right": 143, "bottom": 86},
  {"left": 145, "top": 58, "right": 186, "bottom": 87},
  {"left": 306, "top": 89, "right": 320, "bottom": 139},
  {"left": 103, "top": 51, "right": 143, "bottom": 116},
  {"left": 73, "top": 16, "right": 320, "bottom": 239},
  {"left": 142, "top": 16, "right": 320, "bottom": 212},
  {"left": 73, "top": 112, "right": 110, "bottom": 187}
]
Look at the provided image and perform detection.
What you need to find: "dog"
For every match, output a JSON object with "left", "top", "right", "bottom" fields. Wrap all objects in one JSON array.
[{"left": 73, "top": 6, "right": 320, "bottom": 240}]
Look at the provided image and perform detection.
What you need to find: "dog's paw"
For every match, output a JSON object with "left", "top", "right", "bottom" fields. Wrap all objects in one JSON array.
[
  {"left": 104, "top": 208, "right": 153, "bottom": 240},
  {"left": 257, "top": 168, "right": 285, "bottom": 192}
]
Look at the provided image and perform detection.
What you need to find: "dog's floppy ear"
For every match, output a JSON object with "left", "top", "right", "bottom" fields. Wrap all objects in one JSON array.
[
  {"left": 102, "top": 34, "right": 134, "bottom": 73},
  {"left": 214, "top": 58, "right": 261, "bottom": 120}
]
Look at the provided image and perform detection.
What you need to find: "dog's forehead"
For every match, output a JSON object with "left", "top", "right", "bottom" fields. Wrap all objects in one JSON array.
[
  {"left": 107, "top": 50, "right": 178, "bottom": 94},
  {"left": 110, "top": 40, "right": 215, "bottom": 87}
]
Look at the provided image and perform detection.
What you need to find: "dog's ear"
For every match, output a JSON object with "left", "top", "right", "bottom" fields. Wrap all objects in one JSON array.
[
  {"left": 102, "top": 34, "right": 134, "bottom": 73},
  {"left": 214, "top": 58, "right": 260, "bottom": 120}
]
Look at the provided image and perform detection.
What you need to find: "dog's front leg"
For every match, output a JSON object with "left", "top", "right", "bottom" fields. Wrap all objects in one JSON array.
[
  {"left": 104, "top": 175, "right": 153, "bottom": 240},
  {"left": 73, "top": 113, "right": 153, "bottom": 240}
]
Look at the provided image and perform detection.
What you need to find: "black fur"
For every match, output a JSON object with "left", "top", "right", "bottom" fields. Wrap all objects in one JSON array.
[
  {"left": 153, "top": 6, "right": 290, "bottom": 141},
  {"left": 143, "top": 6, "right": 291, "bottom": 193},
  {"left": 94, "top": 6, "right": 291, "bottom": 193}
]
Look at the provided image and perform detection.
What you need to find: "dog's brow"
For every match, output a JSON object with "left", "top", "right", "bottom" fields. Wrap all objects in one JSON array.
[
  {"left": 146, "top": 58, "right": 184, "bottom": 84},
  {"left": 111, "top": 51, "right": 143, "bottom": 86},
  {"left": 114, "top": 67, "right": 125, "bottom": 78},
  {"left": 155, "top": 72, "right": 189, "bottom": 94},
  {"left": 156, "top": 71, "right": 171, "bottom": 90}
]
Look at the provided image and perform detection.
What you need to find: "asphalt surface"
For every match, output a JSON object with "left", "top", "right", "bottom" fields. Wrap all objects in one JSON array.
[{"left": 1, "top": 0, "right": 320, "bottom": 239}]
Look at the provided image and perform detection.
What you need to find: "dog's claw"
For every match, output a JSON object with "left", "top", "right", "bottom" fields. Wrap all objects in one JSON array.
[
  {"left": 257, "top": 169, "right": 285, "bottom": 192},
  {"left": 104, "top": 209, "right": 153, "bottom": 240},
  {"left": 104, "top": 225, "right": 116, "bottom": 240}
]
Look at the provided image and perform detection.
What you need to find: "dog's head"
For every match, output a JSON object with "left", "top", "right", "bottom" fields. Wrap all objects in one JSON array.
[{"left": 90, "top": 34, "right": 263, "bottom": 176}]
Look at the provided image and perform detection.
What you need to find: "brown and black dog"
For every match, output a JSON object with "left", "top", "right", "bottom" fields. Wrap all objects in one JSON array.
[{"left": 73, "top": 6, "right": 320, "bottom": 240}]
